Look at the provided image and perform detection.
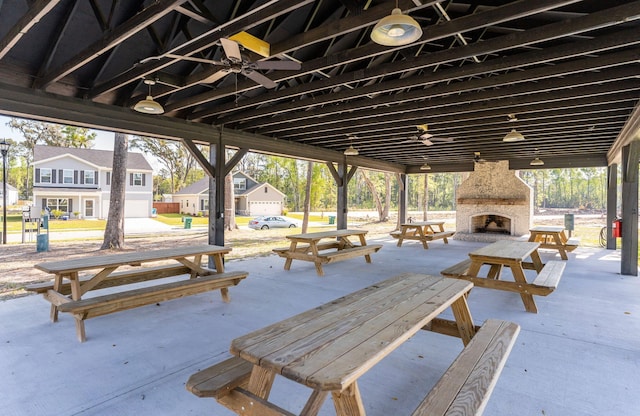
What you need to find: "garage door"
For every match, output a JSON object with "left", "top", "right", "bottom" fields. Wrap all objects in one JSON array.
[
  {"left": 125, "top": 200, "right": 151, "bottom": 218},
  {"left": 250, "top": 201, "right": 281, "bottom": 216}
]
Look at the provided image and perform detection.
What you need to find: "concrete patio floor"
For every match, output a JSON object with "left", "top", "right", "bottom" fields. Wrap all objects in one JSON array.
[{"left": 1, "top": 235, "right": 639, "bottom": 416}]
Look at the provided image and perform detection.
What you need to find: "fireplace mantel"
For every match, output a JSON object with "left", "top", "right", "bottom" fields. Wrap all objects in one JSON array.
[{"left": 457, "top": 198, "right": 528, "bottom": 205}]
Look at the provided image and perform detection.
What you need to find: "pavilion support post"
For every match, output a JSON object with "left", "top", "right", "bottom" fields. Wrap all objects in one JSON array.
[
  {"left": 327, "top": 160, "right": 357, "bottom": 230},
  {"left": 620, "top": 142, "right": 639, "bottom": 276},
  {"left": 606, "top": 164, "right": 618, "bottom": 250},
  {"left": 398, "top": 174, "right": 407, "bottom": 225},
  {"left": 205, "top": 141, "right": 226, "bottom": 250}
]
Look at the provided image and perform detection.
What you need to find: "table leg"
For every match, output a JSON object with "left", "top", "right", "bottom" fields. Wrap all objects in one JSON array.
[
  {"left": 450, "top": 293, "right": 475, "bottom": 346},
  {"left": 310, "top": 242, "right": 324, "bottom": 276},
  {"left": 211, "top": 253, "right": 225, "bottom": 273},
  {"left": 69, "top": 272, "right": 87, "bottom": 342},
  {"left": 487, "top": 264, "right": 503, "bottom": 279},
  {"left": 530, "top": 249, "right": 544, "bottom": 272},
  {"left": 284, "top": 241, "right": 297, "bottom": 270},
  {"left": 332, "top": 382, "right": 366, "bottom": 416},
  {"left": 301, "top": 390, "right": 329, "bottom": 416},
  {"left": 553, "top": 234, "right": 569, "bottom": 260},
  {"left": 247, "top": 365, "right": 276, "bottom": 400},
  {"left": 49, "top": 274, "right": 64, "bottom": 322},
  {"left": 418, "top": 226, "right": 429, "bottom": 250},
  {"left": 509, "top": 261, "right": 538, "bottom": 314},
  {"left": 397, "top": 227, "right": 406, "bottom": 247}
]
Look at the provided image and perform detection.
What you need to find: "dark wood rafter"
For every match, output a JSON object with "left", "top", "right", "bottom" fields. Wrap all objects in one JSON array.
[{"left": 0, "top": 0, "right": 62, "bottom": 60}]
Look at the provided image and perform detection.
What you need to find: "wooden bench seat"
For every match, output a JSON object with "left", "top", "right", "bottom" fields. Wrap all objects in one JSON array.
[
  {"left": 412, "top": 319, "right": 520, "bottom": 416},
  {"left": 272, "top": 241, "right": 341, "bottom": 255},
  {"left": 441, "top": 259, "right": 472, "bottom": 278},
  {"left": 186, "top": 356, "right": 253, "bottom": 399},
  {"left": 318, "top": 244, "right": 383, "bottom": 263},
  {"left": 26, "top": 264, "right": 193, "bottom": 296},
  {"left": 390, "top": 229, "right": 416, "bottom": 239},
  {"left": 56, "top": 271, "right": 248, "bottom": 320},
  {"left": 425, "top": 231, "right": 455, "bottom": 241},
  {"left": 532, "top": 260, "right": 566, "bottom": 289},
  {"left": 565, "top": 237, "right": 580, "bottom": 252}
]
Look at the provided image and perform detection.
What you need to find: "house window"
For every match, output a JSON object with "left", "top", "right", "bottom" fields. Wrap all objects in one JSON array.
[
  {"left": 40, "top": 168, "right": 52, "bottom": 183},
  {"left": 234, "top": 178, "right": 246, "bottom": 191},
  {"left": 46, "top": 198, "right": 68, "bottom": 213},
  {"left": 84, "top": 170, "right": 95, "bottom": 185},
  {"left": 200, "top": 199, "right": 209, "bottom": 211},
  {"left": 63, "top": 169, "right": 73, "bottom": 184},
  {"left": 133, "top": 173, "right": 143, "bottom": 186}
]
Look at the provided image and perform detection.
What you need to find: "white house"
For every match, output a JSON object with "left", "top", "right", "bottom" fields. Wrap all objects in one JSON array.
[
  {"left": 173, "top": 172, "right": 286, "bottom": 216},
  {"left": 0, "top": 182, "right": 18, "bottom": 205},
  {"left": 32, "top": 145, "right": 154, "bottom": 219}
]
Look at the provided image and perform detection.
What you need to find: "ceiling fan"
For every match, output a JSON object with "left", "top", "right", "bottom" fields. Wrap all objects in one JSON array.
[
  {"left": 399, "top": 125, "right": 454, "bottom": 146},
  {"left": 159, "top": 38, "right": 301, "bottom": 89}
]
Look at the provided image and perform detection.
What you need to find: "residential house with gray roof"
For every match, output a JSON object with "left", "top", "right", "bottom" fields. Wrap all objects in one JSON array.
[
  {"left": 173, "top": 172, "right": 286, "bottom": 216},
  {"left": 33, "top": 145, "right": 153, "bottom": 219}
]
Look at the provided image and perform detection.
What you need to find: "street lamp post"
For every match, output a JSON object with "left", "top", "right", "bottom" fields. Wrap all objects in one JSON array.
[{"left": 0, "top": 139, "right": 10, "bottom": 245}]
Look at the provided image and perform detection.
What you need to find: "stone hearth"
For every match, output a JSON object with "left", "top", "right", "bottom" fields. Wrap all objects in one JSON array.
[{"left": 455, "top": 160, "right": 533, "bottom": 242}]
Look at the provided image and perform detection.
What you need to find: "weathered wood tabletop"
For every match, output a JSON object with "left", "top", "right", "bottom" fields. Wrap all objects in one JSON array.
[
  {"left": 228, "top": 273, "right": 475, "bottom": 415},
  {"left": 528, "top": 225, "right": 576, "bottom": 260},
  {"left": 396, "top": 220, "right": 451, "bottom": 249}
]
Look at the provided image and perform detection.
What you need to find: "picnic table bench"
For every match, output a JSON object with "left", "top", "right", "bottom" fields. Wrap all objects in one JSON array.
[
  {"left": 29, "top": 245, "right": 247, "bottom": 342},
  {"left": 273, "top": 229, "right": 382, "bottom": 276},
  {"left": 528, "top": 225, "right": 579, "bottom": 260},
  {"left": 187, "top": 273, "right": 520, "bottom": 416},
  {"left": 441, "top": 240, "right": 565, "bottom": 313},
  {"left": 391, "top": 220, "right": 455, "bottom": 249}
]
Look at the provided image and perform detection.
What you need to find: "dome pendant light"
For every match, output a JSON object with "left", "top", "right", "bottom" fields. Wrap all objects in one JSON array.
[
  {"left": 344, "top": 144, "right": 359, "bottom": 156},
  {"left": 530, "top": 157, "right": 544, "bottom": 166},
  {"left": 370, "top": 1, "right": 422, "bottom": 46},
  {"left": 134, "top": 79, "right": 164, "bottom": 114},
  {"left": 503, "top": 128, "right": 525, "bottom": 142}
]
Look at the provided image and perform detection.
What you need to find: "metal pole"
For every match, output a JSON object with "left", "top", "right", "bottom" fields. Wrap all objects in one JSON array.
[{"left": 1, "top": 148, "right": 7, "bottom": 244}]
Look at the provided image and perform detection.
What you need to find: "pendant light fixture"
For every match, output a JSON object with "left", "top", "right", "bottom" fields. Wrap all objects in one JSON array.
[
  {"left": 503, "top": 128, "right": 525, "bottom": 142},
  {"left": 344, "top": 135, "right": 359, "bottom": 156},
  {"left": 134, "top": 79, "right": 164, "bottom": 114},
  {"left": 420, "top": 157, "right": 431, "bottom": 170},
  {"left": 530, "top": 148, "right": 544, "bottom": 166},
  {"left": 370, "top": 1, "right": 422, "bottom": 46}
]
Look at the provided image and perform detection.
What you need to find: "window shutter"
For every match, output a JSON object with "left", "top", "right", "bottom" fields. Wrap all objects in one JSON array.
[
  {"left": 74, "top": 170, "right": 78, "bottom": 184},
  {"left": 142, "top": 174, "right": 146, "bottom": 186},
  {"left": 52, "top": 169, "right": 57, "bottom": 183},
  {"left": 69, "top": 200, "right": 73, "bottom": 213},
  {"left": 80, "top": 170, "right": 84, "bottom": 184},
  {"left": 35, "top": 168, "right": 40, "bottom": 183},
  {"left": 106, "top": 172, "right": 111, "bottom": 185},
  {"left": 130, "top": 173, "right": 133, "bottom": 186},
  {"left": 58, "top": 169, "right": 63, "bottom": 183},
  {"left": 95, "top": 170, "right": 98, "bottom": 185},
  {"left": 42, "top": 199, "right": 46, "bottom": 210}
]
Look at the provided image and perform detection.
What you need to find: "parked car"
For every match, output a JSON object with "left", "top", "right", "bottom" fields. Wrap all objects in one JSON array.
[{"left": 248, "top": 216, "right": 297, "bottom": 230}]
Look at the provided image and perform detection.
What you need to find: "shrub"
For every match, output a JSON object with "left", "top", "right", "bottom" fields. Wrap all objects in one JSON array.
[{"left": 51, "top": 209, "right": 64, "bottom": 219}]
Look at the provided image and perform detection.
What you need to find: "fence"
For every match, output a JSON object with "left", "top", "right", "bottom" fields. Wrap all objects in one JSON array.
[{"left": 152, "top": 202, "right": 180, "bottom": 214}]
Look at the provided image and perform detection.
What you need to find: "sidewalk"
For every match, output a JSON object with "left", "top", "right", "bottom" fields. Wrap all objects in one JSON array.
[{"left": 5, "top": 218, "right": 191, "bottom": 244}]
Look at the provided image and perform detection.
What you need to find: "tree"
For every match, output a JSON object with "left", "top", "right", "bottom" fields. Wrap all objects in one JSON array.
[
  {"left": 129, "top": 137, "right": 197, "bottom": 192},
  {"left": 302, "top": 161, "right": 313, "bottom": 232},
  {"left": 101, "top": 133, "right": 128, "bottom": 250},
  {"left": 7, "top": 118, "right": 63, "bottom": 198}
]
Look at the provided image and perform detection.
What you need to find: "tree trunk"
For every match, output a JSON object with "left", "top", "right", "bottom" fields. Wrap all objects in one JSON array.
[
  {"left": 302, "top": 161, "right": 313, "bottom": 233},
  {"left": 382, "top": 173, "right": 391, "bottom": 221},
  {"left": 101, "top": 133, "right": 128, "bottom": 250},
  {"left": 422, "top": 174, "right": 429, "bottom": 221},
  {"left": 362, "top": 171, "right": 384, "bottom": 221},
  {"left": 224, "top": 172, "right": 237, "bottom": 230}
]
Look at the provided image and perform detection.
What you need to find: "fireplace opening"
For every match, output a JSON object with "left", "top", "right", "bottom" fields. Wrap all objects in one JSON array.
[{"left": 472, "top": 214, "right": 511, "bottom": 235}]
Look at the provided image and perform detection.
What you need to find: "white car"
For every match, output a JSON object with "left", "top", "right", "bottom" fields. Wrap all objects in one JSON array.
[{"left": 248, "top": 216, "right": 297, "bottom": 230}]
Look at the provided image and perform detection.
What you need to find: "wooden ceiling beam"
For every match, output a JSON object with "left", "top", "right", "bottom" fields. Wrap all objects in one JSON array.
[{"left": 0, "top": 0, "right": 62, "bottom": 60}]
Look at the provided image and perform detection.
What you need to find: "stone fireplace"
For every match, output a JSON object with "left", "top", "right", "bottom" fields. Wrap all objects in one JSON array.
[{"left": 455, "top": 160, "right": 533, "bottom": 241}]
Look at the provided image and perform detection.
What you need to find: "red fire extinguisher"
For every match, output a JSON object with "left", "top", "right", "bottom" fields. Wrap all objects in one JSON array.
[{"left": 612, "top": 218, "right": 622, "bottom": 238}]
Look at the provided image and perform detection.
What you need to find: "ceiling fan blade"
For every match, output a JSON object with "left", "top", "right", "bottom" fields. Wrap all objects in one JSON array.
[
  {"left": 243, "top": 69, "right": 277, "bottom": 89},
  {"left": 221, "top": 38, "right": 242, "bottom": 62},
  {"left": 419, "top": 133, "right": 433, "bottom": 140},
  {"left": 202, "top": 70, "right": 229, "bottom": 84},
  {"left": 422, "top": 139, "right": 434, "bottom": 146},
  {"left": 431, "top": 136, "right": 454, "bottom": 142},
  {"left": 253, "top": 60, "right": 301, "bottom": 71}
]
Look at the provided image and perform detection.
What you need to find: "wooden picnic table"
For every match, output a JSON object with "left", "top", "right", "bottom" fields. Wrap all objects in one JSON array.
[
  {"left": 273, "top": 229, "right": 382, "bottom": 276},
  {"left": 392, "top": 220, "right": 455, "bottom": 249},
  {"left": 528, "top": 225, "right": 579, "bottom": 260},
  {"left": 441, "top": 240, "right": 567, "bottom": 314},
  {"left": 31, "top": 245, "right": 247, "bottom": 342}
]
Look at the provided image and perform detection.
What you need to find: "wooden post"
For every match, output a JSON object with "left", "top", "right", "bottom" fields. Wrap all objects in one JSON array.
[
  {"left": 398, "top": 173, "right": 407, "bottom": 225},
  {"left": 606, "top": 164, "right": 617, "bottom": 250},
  {"left": 621, "top": 142, "right": 639, "bottom": 276}
]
